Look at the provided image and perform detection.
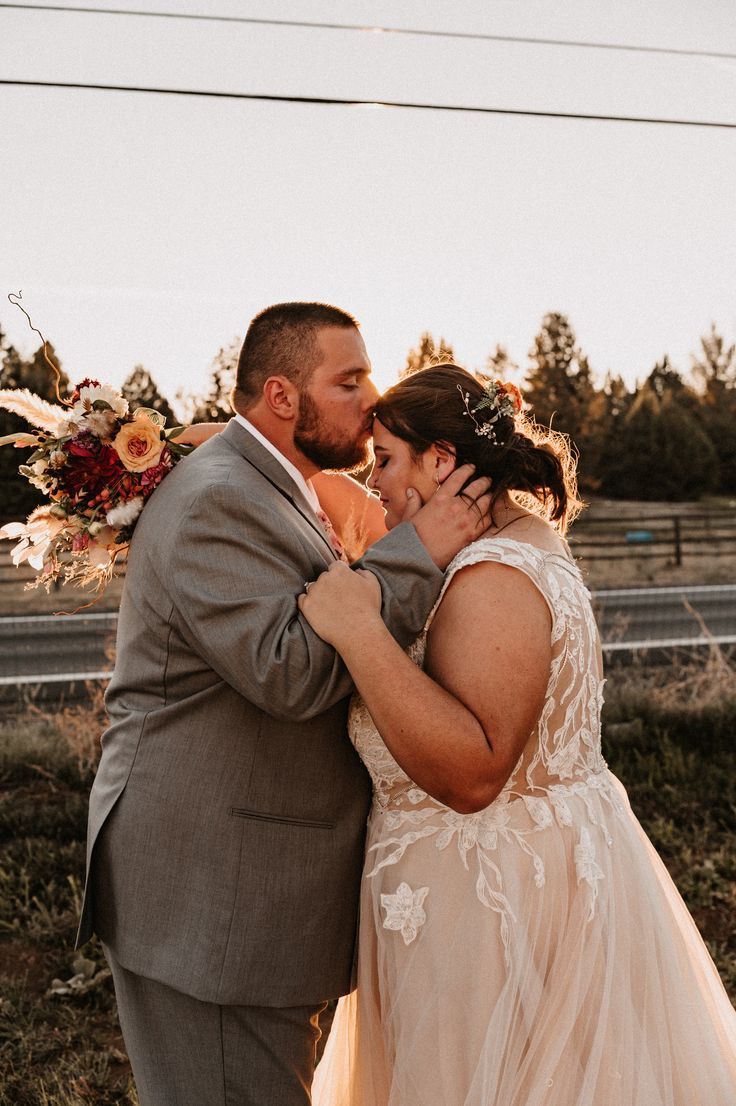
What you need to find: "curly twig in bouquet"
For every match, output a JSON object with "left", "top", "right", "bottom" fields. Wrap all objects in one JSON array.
[{"left": 0, "top": 292, "right": 192, "bottom": 593}]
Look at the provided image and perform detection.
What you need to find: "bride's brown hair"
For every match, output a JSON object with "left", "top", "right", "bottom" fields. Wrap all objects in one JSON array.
[{"left": 374, "top": 364, "right": 583, "bottom": 533}]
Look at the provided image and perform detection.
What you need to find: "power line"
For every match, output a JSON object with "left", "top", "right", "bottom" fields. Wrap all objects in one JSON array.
[
  {"left": 2, "top": 79, "right": 734, "bottom": 130},
  {"left": 2, "top": 2, "right": 736, "bottom": 63}
]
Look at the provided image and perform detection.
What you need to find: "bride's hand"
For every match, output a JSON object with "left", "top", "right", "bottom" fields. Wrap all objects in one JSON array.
[{"left": 298, "top": 562, "right": 382, "bottom": 648}]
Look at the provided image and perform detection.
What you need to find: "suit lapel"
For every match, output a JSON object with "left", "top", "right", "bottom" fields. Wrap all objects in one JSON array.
[{"left": 220, "top": 420, "right": 338, "bottom": 560}]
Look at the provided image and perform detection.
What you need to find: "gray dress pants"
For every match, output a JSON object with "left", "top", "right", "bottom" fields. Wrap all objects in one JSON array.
[{"left": 104, "top": 946, "right": 328, "bottom": 1106}]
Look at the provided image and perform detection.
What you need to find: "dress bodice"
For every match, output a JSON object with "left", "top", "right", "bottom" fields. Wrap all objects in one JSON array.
[
  {"left": 348, "top": 536, "right": 607, "bottom": 814},
  {"left": 347, "top": 536, "right": 620, "bottom": 953}
]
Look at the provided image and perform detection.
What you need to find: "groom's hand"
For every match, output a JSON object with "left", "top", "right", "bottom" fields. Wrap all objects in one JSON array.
[{"left": 404, "top": 464, "right": 492, "bottom": 570}]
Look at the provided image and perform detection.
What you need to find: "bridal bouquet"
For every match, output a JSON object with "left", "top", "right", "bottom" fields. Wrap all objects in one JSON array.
[{"left": 0, "top": 378, "right": 192, "bottom": 591}]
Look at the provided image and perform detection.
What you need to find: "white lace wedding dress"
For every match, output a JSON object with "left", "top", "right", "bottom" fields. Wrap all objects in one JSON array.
[{"left": 312, "top": 537, "right": 736, "bottom": 1106}]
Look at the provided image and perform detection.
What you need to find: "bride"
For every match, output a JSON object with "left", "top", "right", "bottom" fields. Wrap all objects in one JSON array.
[{"left": 299, "top": 365, "right": 736, "bottom": 1105}]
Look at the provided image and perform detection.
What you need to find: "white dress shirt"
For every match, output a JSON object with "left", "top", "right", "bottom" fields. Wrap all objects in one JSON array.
[{"left": 232, "top": 413, "right": 321, "bottom": 514}]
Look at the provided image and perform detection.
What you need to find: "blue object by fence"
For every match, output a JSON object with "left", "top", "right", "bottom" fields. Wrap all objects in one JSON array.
[{"left": 626, "top": 530, "right": 654, "bottom": 544}]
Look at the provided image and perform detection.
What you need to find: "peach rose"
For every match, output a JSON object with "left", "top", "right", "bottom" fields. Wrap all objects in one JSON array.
[
  {"left": 500, "top": 381, "right": 524, "bottom": 414},
  {"left": 113, "top": 411, "right": 165, "bottom": 473}
]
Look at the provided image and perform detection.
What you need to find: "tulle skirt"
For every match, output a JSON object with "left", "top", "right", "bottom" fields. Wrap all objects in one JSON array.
[{"left": 313, "top": 773, "right": 736, "bottom": 1105}]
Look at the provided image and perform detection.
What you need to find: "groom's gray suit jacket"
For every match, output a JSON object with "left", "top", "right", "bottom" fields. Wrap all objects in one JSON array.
[{"left": 78, "top": 420, "right": 443, "bottom": 1006}]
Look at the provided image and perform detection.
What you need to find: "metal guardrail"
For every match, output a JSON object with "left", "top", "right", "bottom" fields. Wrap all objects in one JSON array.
[
  {"left": 2, "top": 585, "right": 735, "bottom": 691},
  {"left": 593, "top": 583, "right": 736, "bottom": 640},
  {"left": 0, "top": 611, "right": 116, "bottom": 687}
]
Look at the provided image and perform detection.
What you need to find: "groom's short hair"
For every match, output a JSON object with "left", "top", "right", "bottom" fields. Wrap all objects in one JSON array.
[{"left": 233, "top": 302, "right": 360, "bottom": 410}]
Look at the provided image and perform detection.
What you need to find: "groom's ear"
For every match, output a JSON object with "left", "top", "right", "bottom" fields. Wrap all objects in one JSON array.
[{"left": 262, "top": 375, "right": 300, "bottom": 422}]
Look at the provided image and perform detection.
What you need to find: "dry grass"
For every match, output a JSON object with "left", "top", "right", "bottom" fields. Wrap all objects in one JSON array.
[
  {"left": 579, "top": 549, "right": 735, "bottom": 590},
  {"left": 0, "top": 703, "right": 137, "bottom": 1105},
  {"left": 0, "top": 648, "right": 733, "bottom": 1101},
  {"left": 23, "top": 681, "right": 108, "bottom": 777}
]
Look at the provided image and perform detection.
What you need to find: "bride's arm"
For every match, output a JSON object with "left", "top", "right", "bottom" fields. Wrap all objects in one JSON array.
[
  {"left": 170, "top": 423, "right": 227, "bottom": 446},
  {"left": 299, "top": 560, "right": 551, "bottom": 813},
  {"left": 312, "top": 472, "right": 387, "bottom": 558}
]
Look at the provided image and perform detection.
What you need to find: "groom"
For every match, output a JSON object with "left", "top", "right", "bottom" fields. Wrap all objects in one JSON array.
[{"left": 78, "top": 301, "right": 491, "bottom": 1105}]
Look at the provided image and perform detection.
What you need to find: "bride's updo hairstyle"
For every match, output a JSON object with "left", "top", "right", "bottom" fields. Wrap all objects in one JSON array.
[{"left": 374, "top": 364, "right": 582, "bottom": 533}]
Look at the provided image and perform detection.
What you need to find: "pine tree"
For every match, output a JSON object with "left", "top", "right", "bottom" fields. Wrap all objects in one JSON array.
[
  {"left": 690, "top": 324, "right": 736, "bottom": 492},
  {"left": 484, "top": 343, "right": 519, "bottom": 380},
  {"left": 187, "top": 338, "right": 240, "bottom": 423},
  {"left": 524, "top": 313, "right": 597, "bottom": 479},
  {"left": 583, "top": 373, "right": 633, "bottom": 495},
  {"left": 0, "top": 336, "right": 70, "bottom": 522},
  {"left": 646, "top": 356, "right": 696, "bottom": 405},
  {"left": 402, "top": 332, "right": 455, "bottom": 378},
  {"left": 603, "top": 385, "right": 717, "bottom": 501},
  {"left": 691, "top": 323, "right": 736, "bottom": 402},
  {"left": 525, "top": 314, "right": 596, "bottom": 428},
  {"left": 121, "top": 365, "right": 177, "bottom": 426}
]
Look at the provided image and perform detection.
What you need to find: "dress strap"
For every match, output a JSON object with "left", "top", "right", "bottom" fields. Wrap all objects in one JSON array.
[{"left": 423, "top": 536, "right": 577, "bottom": 633}]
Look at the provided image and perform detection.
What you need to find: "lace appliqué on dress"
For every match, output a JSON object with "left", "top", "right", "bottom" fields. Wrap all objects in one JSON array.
[
  {"left": 575, "top": 826, "right": 605, "bottom": 920},
  {"left": 348, "top": 537, "right": 620, "bottom": 966},
  {"left": 380, "top": 882, "right": 429, "bottom": 945}
]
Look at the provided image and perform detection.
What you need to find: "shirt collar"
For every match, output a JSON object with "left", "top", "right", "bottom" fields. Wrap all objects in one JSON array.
[{"left": 232, "top": 413, "right": 320, "bottom": 513}]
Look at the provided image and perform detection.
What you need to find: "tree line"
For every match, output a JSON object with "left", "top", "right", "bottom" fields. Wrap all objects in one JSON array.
[
  {"left": 1, "top": 314, "right": 734, "bottom": 522},
  {"left": 405, "top": 315, "right": 734, "bottom": 502}
]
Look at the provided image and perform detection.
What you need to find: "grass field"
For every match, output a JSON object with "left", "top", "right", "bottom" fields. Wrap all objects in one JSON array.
[{"left": 1, "top": 652, "right": 734, "bottom": 1104}]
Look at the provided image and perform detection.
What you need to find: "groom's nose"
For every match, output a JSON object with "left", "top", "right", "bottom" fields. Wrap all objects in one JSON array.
[{"left": 361, "top": 376, "right": 380, "bottom": 409}]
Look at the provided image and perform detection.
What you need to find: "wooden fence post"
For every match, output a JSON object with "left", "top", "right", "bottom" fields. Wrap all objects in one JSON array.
[{"left": 673, "top": 516, "right": 682, "bottom": 566}]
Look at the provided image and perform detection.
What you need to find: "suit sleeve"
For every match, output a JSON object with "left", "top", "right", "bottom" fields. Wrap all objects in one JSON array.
[{"left": 166, "top": 483, "right": 444, "bottom": 722}]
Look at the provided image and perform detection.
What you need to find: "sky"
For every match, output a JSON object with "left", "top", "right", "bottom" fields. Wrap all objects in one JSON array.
[{"left": 1, "top": 0, "right": 735, "bottom": 413}]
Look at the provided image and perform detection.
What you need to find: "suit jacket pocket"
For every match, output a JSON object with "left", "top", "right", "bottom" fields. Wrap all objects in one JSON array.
[{"left": 228, "top": 806, "right": 335, "bottom": 830}]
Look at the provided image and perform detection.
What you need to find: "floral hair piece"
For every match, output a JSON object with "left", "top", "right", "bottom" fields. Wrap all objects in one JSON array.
[{"left": 458, "top": 379, "right": 523, "bottom": 443}]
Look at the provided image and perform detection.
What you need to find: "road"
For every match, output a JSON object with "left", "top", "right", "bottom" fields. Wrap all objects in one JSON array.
[
  {"left": 2, "top": 584, "right": 735, "bottom": 692},
  {"left": 592, "top": 583, "right": 736, "bottom": 652}
]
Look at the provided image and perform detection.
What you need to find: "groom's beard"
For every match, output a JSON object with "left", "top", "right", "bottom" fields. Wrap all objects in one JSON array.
[{"left": 294, "top": 391, "right": 372, "bottom": 472}]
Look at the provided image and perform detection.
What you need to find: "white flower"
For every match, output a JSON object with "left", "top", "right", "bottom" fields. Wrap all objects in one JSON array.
[
  {"left": 380, "top": 882, "right": 429, "bottom": 945},
  {"left": 48, "top": 449, "right": 68, "bottom": 469},
  {"left": 84, "top": 409, "right": 119, "bottom": 438},
  {"left": 32, "top": 459, "right": 48, "bottom": 476},
  {"left": 54, "top": 418, "right": 80, "bottom": 438},
  {"left": 0, "top": 510, "right": 66, "bottom": 569},
  {"left": 71, "top": 384, "right": 128, "bottom": 419},
  {"left": 105, "top": 497, "right": 144, "bottom": 529}
]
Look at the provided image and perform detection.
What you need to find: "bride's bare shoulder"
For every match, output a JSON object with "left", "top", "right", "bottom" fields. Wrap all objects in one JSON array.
[{"left": 488, "top": 511, "right": 573, "bottom": 561}]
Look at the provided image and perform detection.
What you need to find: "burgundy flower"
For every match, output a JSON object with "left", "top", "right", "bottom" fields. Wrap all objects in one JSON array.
[
  {"left": 69, "top": 378, "right": 102, "bottom": 404},
  {"left": 137, "top": 447, "right": 174, "bottom": 491},
  {"left": 56, "top": 433, "right": 125, "bottom": 504}
]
